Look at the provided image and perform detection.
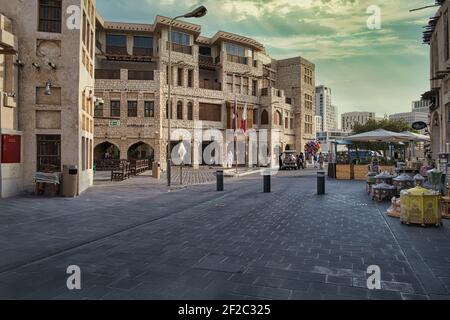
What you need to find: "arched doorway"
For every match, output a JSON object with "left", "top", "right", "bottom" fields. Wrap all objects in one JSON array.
[
  {"left": 94, "top": 142, "right": 120, "bottom": 162},
  {"left": 431, "top": 112, "right": 440, "bottom": 158},
  {"left": 128, "top": 142, "right": 154, "bottom": 162}
]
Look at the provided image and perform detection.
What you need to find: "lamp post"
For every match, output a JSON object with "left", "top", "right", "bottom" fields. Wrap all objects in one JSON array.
[{"left": 167, "top": 6, "right": 207, "bottom": 187}]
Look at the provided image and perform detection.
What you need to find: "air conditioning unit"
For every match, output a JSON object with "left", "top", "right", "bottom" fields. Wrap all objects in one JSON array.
[{"left": 3, "top": 92, "right": 16, "bottom": 108}]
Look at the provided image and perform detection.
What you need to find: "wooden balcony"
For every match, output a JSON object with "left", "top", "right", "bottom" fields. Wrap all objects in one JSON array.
[
  {"left": 199, "top": 80, "right": 221, "bottom": 91},
  {"left": 106, "top": 45, "right": 128, "bottom": 55},
  {"left": 95, "top": 69, "right": 121, "bottom": 80},
  {"left": 227, "top": 54, "right": 248, "bottom": 65},
  {"left": 166, "top": 41, "right": 192, "bottom": 55},
  {"left": 128, "top": 70, "right": 154, "bottom": 81},
  {"left": 133, "top": 47, "right": 153, "bottom": 57}
]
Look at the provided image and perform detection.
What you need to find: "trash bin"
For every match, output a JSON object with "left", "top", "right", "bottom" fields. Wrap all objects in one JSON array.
[
  {"left": 62, "top": 165, "right": 78, "bottom": 197},
  {"left": 152, "top": 161, "right": 161, "bottom": 180}
]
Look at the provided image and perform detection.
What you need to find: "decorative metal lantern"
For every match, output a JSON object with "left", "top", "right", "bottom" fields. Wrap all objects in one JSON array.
[
  {"left": 393, "top": 174, "right": 414, "bottom": 195},
  {"left": 372, "top": 183, "right": 396, "bottom": 202},
  {"left": 413, "top": 174, "right": 425, "bottom": 187},
  {"left": 400, "top": 187, "right": 442, "bottom": 227},
  {"left": 375, "top": 172, "right": 394, "bottom": 185}
]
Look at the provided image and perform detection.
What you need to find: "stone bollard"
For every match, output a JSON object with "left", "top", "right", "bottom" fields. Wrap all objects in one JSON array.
[
  {"left": 317, "top": 171, "right": 326, "bottom": 195},
  {"left": 217, "top": 170, "right": 224, "bottom": 191}
]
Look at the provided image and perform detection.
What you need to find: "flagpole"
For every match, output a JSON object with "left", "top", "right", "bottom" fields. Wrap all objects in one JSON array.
[{"left": 234, "top": 96, "right": 239, "bottom": 175}]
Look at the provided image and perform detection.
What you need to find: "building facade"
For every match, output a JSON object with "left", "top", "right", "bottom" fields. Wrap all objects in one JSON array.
[
  {"left": 1, "top": 0, "right": 95, "bottom": 197},
  {"left": 314, "top": 115, "right": 323, "bottom": 134},
  {"left": 93, "top": 15, "right": 316, "bottom": 168},
  {"left": 412, "top": 99, "right": 431, "bottom": 114},
  {"left": 424, "top": 0, "right": 450, "bottom": 158},
  {"left": 0, "top": 13, "right": 21, "bottom": 198},
  {"left": 389, "top": 112, "right": 429, "bottom": 126},
  {"left": 315, "top": 85, "right": 338, "bottom": 132},
  {"left": 341, "top": 111, "right": 376, "bottom": 132}
]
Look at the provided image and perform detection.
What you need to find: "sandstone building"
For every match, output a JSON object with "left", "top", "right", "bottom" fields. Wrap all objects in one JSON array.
[
  {"left": 93, "top": 14, "right": 316, "bottom": 168},
  {"left": 1, "top": 0, "right": 95, "bottom": 197},
  {"left": 423, "top": 0, "right": 450, "bottom": 158}
]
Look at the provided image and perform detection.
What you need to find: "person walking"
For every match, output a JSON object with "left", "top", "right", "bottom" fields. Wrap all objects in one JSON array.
[
  {"left": 319, "top": 152, "right": 324, "bottom": 170},
  {"left": 313, "top": 152, "right": 318, "bottom": 169},
  {"left": 299, "top": 152, "right": 305, "bottom": 169}
]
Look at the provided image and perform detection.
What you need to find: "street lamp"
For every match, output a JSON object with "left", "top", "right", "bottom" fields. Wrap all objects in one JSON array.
[{"left": 167, "top": 5, "right": 207, "bottom": 187}]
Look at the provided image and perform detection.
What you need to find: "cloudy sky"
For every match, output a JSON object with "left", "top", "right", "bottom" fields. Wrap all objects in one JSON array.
[{"left": 97, "top": 0, "right": 435, "bottom": 120}]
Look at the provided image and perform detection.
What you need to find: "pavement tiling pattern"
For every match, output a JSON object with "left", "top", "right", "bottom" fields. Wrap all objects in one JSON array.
[{"left": 0, "top": 170, "right": 449, "bottom": 300}]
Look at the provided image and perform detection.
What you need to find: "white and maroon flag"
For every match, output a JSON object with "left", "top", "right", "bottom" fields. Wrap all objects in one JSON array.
[
  {"left": 241, "top": 103, "right": 248, "bottom": 134},
  {"left": 232, "top": 97, "right": 238, "bottom": 132}
]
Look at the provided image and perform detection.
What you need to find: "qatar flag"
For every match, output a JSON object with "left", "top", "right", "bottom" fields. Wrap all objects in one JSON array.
[
  {"left": 232, "top": 97, "right": 238, "bottom": 132},
  {"left": 241, "top": 103, "right": 248, "bottom": 133}
]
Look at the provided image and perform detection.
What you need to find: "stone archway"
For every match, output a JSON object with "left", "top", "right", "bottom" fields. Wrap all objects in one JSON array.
[
  {"left": 128, "top": 141, "right": 155, "bottom": 162},
  {"left": 94, "top": 141, "right": 120, "bottom": 162}
]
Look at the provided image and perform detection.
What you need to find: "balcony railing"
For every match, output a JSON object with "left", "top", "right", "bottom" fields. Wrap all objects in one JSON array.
[
  {"left": 199, "top": 55, "right": 220, "bottom": 65},
  {"left": 227, "top": 54, "right": 248, "bottom": 65},
  {"left": 128, "top": 70, "right": 154, "bottom": 81},
  {"left": 166, "top": 41, "right": 192, "bottom": 55},
  {"left": 133, "top": 47, "right": 153, "bottom": 57},
  {"left": 95, "top": 69, "right": 121, "bottom": 80},
  {"left": 106, "top": 45, "right": 128, "bottom": 55},
  {"left": 199, "top": 80, "right": 221, "bottom": 91}
]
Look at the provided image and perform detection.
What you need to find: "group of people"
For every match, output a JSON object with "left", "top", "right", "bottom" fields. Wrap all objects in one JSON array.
[{"left": 304, "top": 152, "right": 325, "bottom": 170}]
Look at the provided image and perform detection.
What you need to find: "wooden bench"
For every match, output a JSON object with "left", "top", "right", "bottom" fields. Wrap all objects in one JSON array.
[
  {"left": 111, "top": 161, "right": 131, "bottom": 181},
  {"left": 130, "top": 159, "right": 149, "bottom": 176}
]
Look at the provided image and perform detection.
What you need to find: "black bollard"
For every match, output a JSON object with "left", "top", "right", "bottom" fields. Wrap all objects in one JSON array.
[
  {"left": 317, "top": 171, "right": 326, "bottom": 195},
  {"left": 264, "top": 174, "right": 271, "bottom": 193},
  {"left": 217, "top": 170, "right": 224, "bottom": 191}
]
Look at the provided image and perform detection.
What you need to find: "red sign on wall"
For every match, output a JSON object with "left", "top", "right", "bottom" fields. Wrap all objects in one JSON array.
[{"left": 1, "top": 135, "right": 21, "bottom": 164}]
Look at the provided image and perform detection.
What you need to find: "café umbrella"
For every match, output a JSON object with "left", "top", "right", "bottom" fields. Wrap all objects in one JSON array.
[{"left": 346, "top": 129, "right": 412, "bottom": 143}]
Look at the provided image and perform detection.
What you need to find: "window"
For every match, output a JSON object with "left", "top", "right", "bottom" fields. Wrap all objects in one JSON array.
[
  {"left": 134, "top": 36, "right": 153, "bottom": 56},
  {"left": 38, "top": 0, "right": 62, "bottom": 33},
  {"left": 445, "top": 10, "right": 449, "bottom": 61},
  {"left": 199, "top": 103, "right": 221, "bottom": 122},
  {"left": 82, "top": 12, "right": 86, "bottom": 44},
  {"left": 107, "top": 34, "right": 127, "bottom": 47},
  {"left": 187, "top": 102, "right": 193, "bottom": 120},
  {"left": 144, "top": 101, "right": 155, "bottom": 118},
  {"left": 166, "top": 100, "right": 171, "bottom": 119},
  {"left": 261, "top": 110, "right": 269, "bottom": 125},
  {"left": 106, "top": 34, "right": 127, "bottom": 55},
  {"left": 94, "top": 102, "right": 103, "bottom": 117},
  {"left": 110, "top": 100, "right": 121, "bottom": 118},
  {"left": 225, "top": 43, "right": 245, "bottom": 56},
  {"left": 252, "top": 80, "right": 258, "bottom": 96},
  {"left": 199, "top": 46, "right": 212, "bottom": 56},
  {"left": 274, "top": 111, "right": 282, "bottom": 126},
  {"left": 285, "top": 117, "right": 289, "bottom": 129},
  {"left": 177, "top": 68, "right": 184, "bottom": 87},
  {"left": 128, "top": 101, "right": 137, "bottom": 117},
  {"left": 253, "top": 110, "right": 258, "bottom": 125},
  {"left": 188, "top": 70, "right": 194, "bottom": 88},
  {"left": 82, "top": 137, "right": 86, "bottom": 171},
  {"left": 171, "top": 31, "right": 190, "bottom": 45},
  {"left": 37, "top": 135, "right": 61, "bottom": 172},
  {"left": 227, "top": 74, "right": 233, "bottom": 92},
  {"left": 177, "top": 101, "right": 183, "bottom": 119}
]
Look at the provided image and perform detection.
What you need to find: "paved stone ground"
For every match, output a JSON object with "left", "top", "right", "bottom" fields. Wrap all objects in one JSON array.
[{"left": 0, "top": 170, "right": 449, "bottom": 300}]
